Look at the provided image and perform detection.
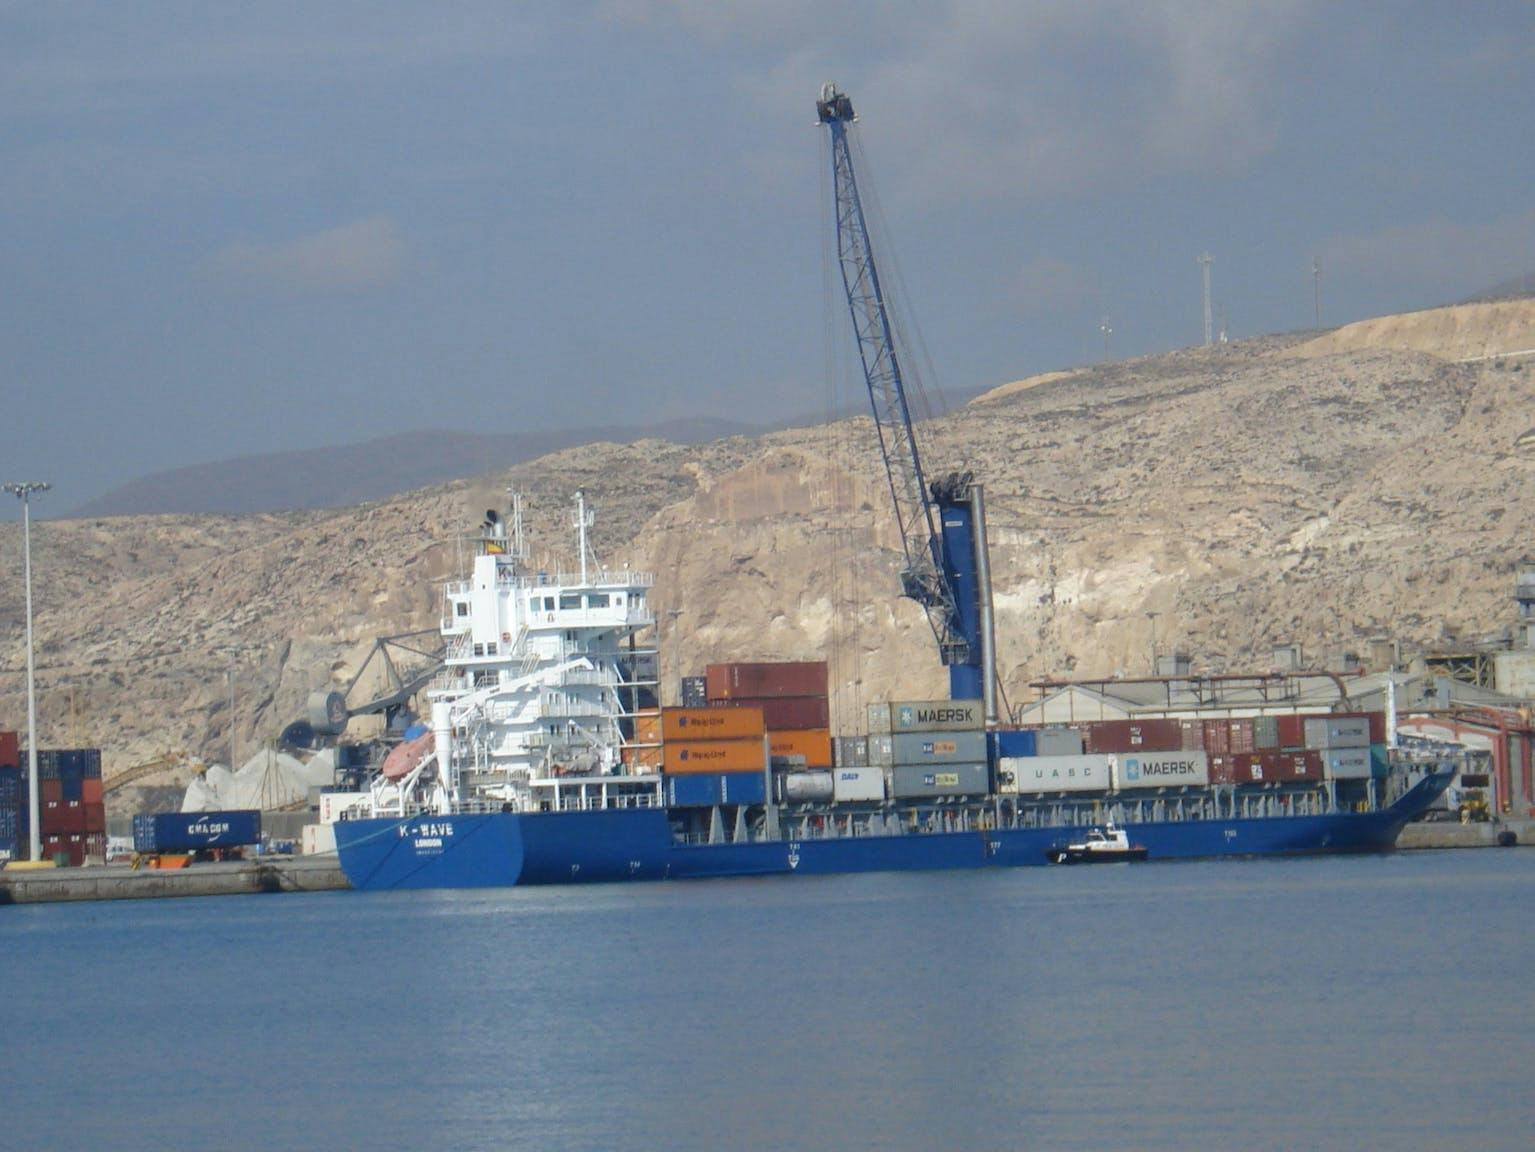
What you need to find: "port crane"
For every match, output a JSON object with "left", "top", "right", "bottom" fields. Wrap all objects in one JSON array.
[{"left": 817, "top": 83, "right": 997, "bottom": 716}]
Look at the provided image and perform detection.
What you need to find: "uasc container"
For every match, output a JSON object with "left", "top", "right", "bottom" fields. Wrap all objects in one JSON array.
[
  {"left": 890, "top": 729, "right": 988, "bottom": 766},
  {"left": 889, "top": 763, "right": 990, "bottom": 799},
  {"left": 661, "top": 707, "right": 765, "bottom": 742},
  {"left": 1112, "top": 751, "right": 1210, "bottom": 790},
  {"left": 663, "top": 739, "right": 767, "bottom": 775},
  {"left": 999, "top": 754, "right": 1112, "bottom": 794}
]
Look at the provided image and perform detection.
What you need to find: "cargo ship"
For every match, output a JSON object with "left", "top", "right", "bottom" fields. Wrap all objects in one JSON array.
[{"left": 330, "top": 495, "right": 1455, "bottom": 892}]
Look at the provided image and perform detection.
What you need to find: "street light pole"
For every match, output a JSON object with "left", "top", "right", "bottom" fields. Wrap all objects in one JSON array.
[{"left": 6, "top": 481, "right": 51, "bottom": 862}]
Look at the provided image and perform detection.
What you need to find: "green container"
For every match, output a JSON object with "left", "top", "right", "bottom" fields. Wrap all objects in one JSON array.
[{"left": 1369, "top": 743, "right": 1389, "bottom": 779}]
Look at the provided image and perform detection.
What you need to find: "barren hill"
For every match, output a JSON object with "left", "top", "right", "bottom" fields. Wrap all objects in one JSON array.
[{"left": 4, "top": 300, "right": 1535, "bottom": 804}]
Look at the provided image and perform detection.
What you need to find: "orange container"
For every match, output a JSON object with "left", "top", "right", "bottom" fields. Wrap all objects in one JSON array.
[
  {"left": 82, "top": 777, "right": 105, "bottom": 805},
  {"left": 621, "top": 745, "right": 664, "bottom": 771},
  {"left": 634, "top": 713, "right": 662, "bottom": 744},
  {"left": 661, "top": 707, "right": 765, "bottom": 742},
  {"left": 768, "top": 729, "right": 833, "bottom": 768},
  {"left": 663, "top": 738, "right": 766, "bottom": 774}
]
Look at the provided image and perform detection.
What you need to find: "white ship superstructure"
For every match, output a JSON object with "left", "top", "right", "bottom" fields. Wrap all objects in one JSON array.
[{"left": 368, "top": 493, "right": 659, "bottom": 817}]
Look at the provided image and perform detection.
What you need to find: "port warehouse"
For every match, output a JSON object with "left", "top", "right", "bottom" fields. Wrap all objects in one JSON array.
[{"left": 3, "top": 660, "right": 1530, "bottom": 867}]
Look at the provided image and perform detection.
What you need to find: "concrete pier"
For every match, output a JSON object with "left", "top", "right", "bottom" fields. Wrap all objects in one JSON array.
[
  {"left": 0, "top": 855, "right": 348, "bottom": 905},
  {"left": 1398, "top": 819, "right": 1532, "bottom": 850}
]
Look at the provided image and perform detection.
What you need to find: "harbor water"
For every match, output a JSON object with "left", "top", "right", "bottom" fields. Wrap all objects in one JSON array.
[{"left": 2, "top": 850, "right": 1532, "bottom": 1151}]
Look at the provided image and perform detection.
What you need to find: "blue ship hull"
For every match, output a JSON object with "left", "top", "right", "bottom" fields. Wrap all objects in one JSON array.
[{"left": 333, "top": 772, "right": 1453, "bottom": 892}]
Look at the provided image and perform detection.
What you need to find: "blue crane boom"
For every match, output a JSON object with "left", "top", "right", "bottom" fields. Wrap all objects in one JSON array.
[{"left": 817, "top": 83, "right": 990, "bottom": 704}]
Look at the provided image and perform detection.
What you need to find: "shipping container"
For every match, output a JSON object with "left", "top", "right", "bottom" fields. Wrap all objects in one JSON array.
[
  {"left": 705, "top": 661, "right": 828, "bottom": 701},
  {"left": 890, "top": 729, "right": 988, "bottom": 766},
  {"left": 720, "top": 696, "right": 829, "bottom": 731},
  {"left": 1366, "top": 712, "right": 1386, "bottom": 745},
  {"left": 834, "top": 736, "right": 869, "bottom": 767},
  {"left": 1079, "top": 719, "right": 1186, "bottom": 755},
  {"left": 302, "top": 823, "right": 338, "bottom": 856},
  {"left": 1179, "top": 720, "right": 1205, "bottom": 751},
  {"left": 1370, "top": 743, "right": 1389, "bottom": 779},
  {"left": 44, "top": 800, "right": 87, "bottom": 835},
  {"left": 1226, "top": 720, "right": 1256, "bottom": 755},
  {"left": 1112, "top": 751, "right": 1211, "bottom": 790},
  {"left": 633, "top": 713, "right": 662, "bottom": 744},
  {"left": 84, "top": 803, "right": 105, "bottom": 834},
  {"left": 661, "top": 706, "right": 765, "bottom": 742},
  {"left": 1322, "top": 748, "right": 1371, "bottom": 780},
  {"left": 778, "top": 771, "right": 835, "bottom": 804},
  {"left": 767, "top": 729, "right": 833, "bottom": 768},
  {"left": 318, "top": 791, "right": 372, "bottom": 824},
  {"left": 1276, "top": 714, "right": 1308, "bottom": 749},
  {"left": 81, "top": 777, "right": 104, "bottom": 805},
  {"left": 991, "top": 729, "right": 1037, "bottom": 759},
  {"left": 666, "top": 771, "right": 767, "bottom": 808},
  {"left": 867, "top": 699, "right": 984, "bottom": 734},
  {"left": 0, "top": 730, "right": 17, "bottom": 769},
  {"left": 1214, "top": 751, "right": 1323, "bottom": 785},
  {"left": 1034, "top": 727, "right": 1084, "bottom": 757},
  {"left": 0, "top": 835, "right": 18, "bottom": 862},
  {"left": 868, "top": 734, "right": 894, "bottom": 767},
  {"left": 1253, "top": 716, "right": 1280, "bottom": 750},
  {"left": 620, "top": 744, "right": 664, "bottom": 770},
  {"left": 999, "top": 754, "right": 1112, "bottom": 794},
  {"left": 1203, "top": 719, "right": 1230, "bottom": 756},
  {"left": 662, "top": 739, "right": 767, "bottom": 775},
  {"left": 1304, "top": 716, "right": 1371, "bottom": 750},
  {"left": 40, "top": 779, "right": 63, "bottom": 805},
  {"left": 680, "top": 676, "right": 708, "bottom": 708},
  {"left": 889, "top": 763, "right": 990, "bottom": 799},
  {"left": 831, "top": 766, "right": 885, "bottom": 803},
  {"left": 132, "top": 810, "right": 262, "bottom": 853},
  {"left": 62, "top": 776, "right": 83, "bottom": 803}
]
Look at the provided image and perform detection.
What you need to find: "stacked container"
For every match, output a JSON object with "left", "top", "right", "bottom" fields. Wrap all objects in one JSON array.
[
  {"left": 867, "top": 699, "right": 989, "bottom": 799},
  {"left": 657, "top": 705, "right": 767, "bottom": 808},
  {"left": 705, "top": 661, "right": 831, "bottom": 730},
  {"left": 9, "top": 747, "right": 110, "bottom": 866},
  {"left": 132, "top": 811, "right": 262, "bottom": 854}
]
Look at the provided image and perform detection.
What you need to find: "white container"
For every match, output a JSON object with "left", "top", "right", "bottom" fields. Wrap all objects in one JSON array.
[
  {"left": 1323, "top": 748, "right": 1372, "bottom": 780},
  {"left": 1001, "top": 754, "right": 1112, "bottom": 794},
  {"left": 319, "top": 791, "right": 372, "bottom": 825},
  {"left": 302, "top": 823, "right": 337, "bottom": 855},
  {"left": 1112, "top": 750, "right": 1210, "bottom": 790},
  {"left": 868, "top": 734, "right": 895, "bottom": 767},
  {"left": 832, "top": 766, "right": 886, "bottom": 803},
  {"left": 1035, "top": 728, "right": 1084, "bottom": 757}
]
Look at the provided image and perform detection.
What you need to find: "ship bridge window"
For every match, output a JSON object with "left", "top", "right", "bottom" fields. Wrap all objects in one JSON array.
[
  {"left": 543, "top": 596, "right": 555, "bottom": 612},
  {"left": 586, "top": 592, "right": 610, "bottom": 609},
  {"left": 559, "top": 593, "right": 582, "bottom": 610},
  {"left": 455, "top": 602, "right": 469, "bottom": 617}
]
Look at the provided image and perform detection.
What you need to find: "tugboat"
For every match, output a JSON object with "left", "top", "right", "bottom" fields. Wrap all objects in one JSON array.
[{"left": 1046, "top": 823, "right": 1149, "bottom": 865}]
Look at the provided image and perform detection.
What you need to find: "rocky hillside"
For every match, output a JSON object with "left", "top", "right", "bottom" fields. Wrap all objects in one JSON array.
[{"left": 3, "top": 300, "right": 1533, "bottom": 803}]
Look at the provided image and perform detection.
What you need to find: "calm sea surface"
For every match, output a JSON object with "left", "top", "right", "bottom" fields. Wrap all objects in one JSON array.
[{"left": 3, "top": 849, "right": 1532, "bottom": 1151}]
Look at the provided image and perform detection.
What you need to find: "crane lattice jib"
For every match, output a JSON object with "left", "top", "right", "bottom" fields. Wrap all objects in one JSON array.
[{"left": 818, "top": 84, "right": 966, "bottom": 664}]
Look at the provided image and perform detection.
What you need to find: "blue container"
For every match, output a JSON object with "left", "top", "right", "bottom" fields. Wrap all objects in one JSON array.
[
  {"left": 62, "top": 776, "right": 84, "bottom": 802},
  {"left": 0, "top": 834, "right": 18, "bottom": 862},
  {"left": 991, "top": 729, "right": 1037, "bottom": 759},
  {"left": 0, "top": 765, "right": 20, "bottom": 803},
  {"left": 665, "top": 771, "right": 767, "bottom": 808},
  {"left": 132, "top": 810, "right": 262, "bottom": 853}
]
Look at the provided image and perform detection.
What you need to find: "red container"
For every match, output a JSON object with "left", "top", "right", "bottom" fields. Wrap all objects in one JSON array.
[
  {"left": 40, "top": 779, "right": 63, "bottom": 805},
  {"left": 1228, "top": 751, "right": 1324, "bottom": 784},
  {"left": 1203, "top": 720, "right": 1230, "bottom": 756},
  {"left": 1080, "top": 719, "right": 1185, "bottom": 754},
  {"left": 1226, "top": 719, "right": 1256, "bottom": 754},
  {"left": 43, "top": 799, "right": 87, "bottom": 834},
  {"left": 1179, "top": 720, "right": 1205, "bottom": 751},
  {"left": 83, "top": 803, "right": 106, "bottom": 834},
  {"left": 706, "top": 662, "right": 829, "bottom": 702},
  {"left": 43, "top": 835, "right": 83, "bottom": 867},
  {"left": 82, "top": 777, "right": 104, "bottom": 805},
  {"left": 1209, "top": 755, "right": 1235, "bottom": 785},
  {"left": 1277, "top": 714, "right": 1309, "bottom": 749},
  {"left": 0, "top": 730, "right": 17, "bottom": 769},
  {"left": 722, "top": 696, "right": 829, "bottom": 730}
]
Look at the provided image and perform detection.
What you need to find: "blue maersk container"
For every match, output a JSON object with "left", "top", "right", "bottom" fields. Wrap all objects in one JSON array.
[
  {"left": 132, "top": 810, "right": 262, "bottom": 853},
  {"left": 665, "top": 771, "right": 767, "bottom": 808}
]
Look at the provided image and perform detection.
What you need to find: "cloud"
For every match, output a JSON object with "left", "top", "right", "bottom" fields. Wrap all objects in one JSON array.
[
  {"left": 213, "top": 216, "right": 406, "bottom": 294},
  {"left": 1322, "top": 212, "right": 1535, "bottom": 295}
]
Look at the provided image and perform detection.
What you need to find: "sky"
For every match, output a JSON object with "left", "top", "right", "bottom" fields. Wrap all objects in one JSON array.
[{"left": 3, "top": 2, "right": 1533, "bottom": 516}]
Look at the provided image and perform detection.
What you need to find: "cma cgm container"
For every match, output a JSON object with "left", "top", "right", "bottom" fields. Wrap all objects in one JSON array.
[
  {"left": 998, "top": 754, "right": 1112, "bottom": 794},
  {"left": 890, "top": 730, "right": 988, "bottom": 766},
  {"left": 1079, "top": 719, "right": 1185, "bottom": 755},
  {"left": 661, "top": 706, "right": 765, "bottom": 742},
  {"left": 832, "top": 766, "right": 885, "bottom": 802},
  {"left": 867, "top": 699, "right": 983, "bottom": 734},
  {"left": 705, "top": 661, "right": 828, "bottom": 701},
  {"left": 889, "top": 763, "right": 990, "bottom": 799},
  {"left": 663, "top": 739, "right": 767, "bottom": 775},
  {"left": 132, "top": 810, "right": 261, "bottom": 853},
  {"left": 1113, "top": 751, "right": 1211, "bottom": 790},
  {"left": 666, "top": 771, "right": 767, "bottom": 808}
]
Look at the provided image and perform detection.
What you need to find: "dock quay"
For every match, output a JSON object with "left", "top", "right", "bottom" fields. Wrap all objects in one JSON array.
[
  {"left": 0, "top": 855, "right": 349, "bottom": 905},
  {"left": 1398, "top": 819, "right": 1532, "bottom": 850}
]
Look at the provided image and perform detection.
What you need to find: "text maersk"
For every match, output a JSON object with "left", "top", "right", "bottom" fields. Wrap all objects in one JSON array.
[{"left": 1116, "top": 751, "right": 1210, "bottom": 789}]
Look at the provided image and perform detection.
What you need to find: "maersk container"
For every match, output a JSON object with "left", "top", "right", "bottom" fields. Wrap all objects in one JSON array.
[
  {"left": 832, "top": 766, "right": 885, "bottom": 803},
  {"left": 1113, "top": 751, "right": 1210, "bottom": 790},
  {"left": 867, "top": 699, "right": 984, "bottom": 734},
  {"left": 999, "top": 754, "right": 1112, "bottom": 794},
  {"left": 1304, "top": 716, "right": 1371, "bottom": 750},
  {"left": 991, "top": 729, "right": 1037, "bottom": 759},
  {"left": 779, "top": 771, "right": 835, "bottom": 804},
  {"left": 132, "top": 810, "right": 261, "bottom": 853},
  {"left": 891, "top": 730, "right": 988, "bottom": 766},
  {"left": 889, "top": 763, "right": 990, "bottom": 799},
  {"left": 1323, "top": 748, "right": 1371, "bottom": 780},
  {"left": 1034, "top": 728, "right": 1084, "bottom": 757}
]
